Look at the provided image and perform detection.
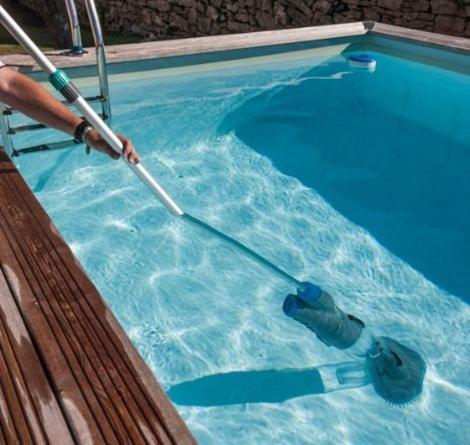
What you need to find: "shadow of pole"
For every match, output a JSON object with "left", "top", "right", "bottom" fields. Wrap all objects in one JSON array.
[
  {"left": 33, "top": 147, "right": 75, "bottom": 193},
  {"left": 168, "top": 361, "right": 370, "bottom": 407}
]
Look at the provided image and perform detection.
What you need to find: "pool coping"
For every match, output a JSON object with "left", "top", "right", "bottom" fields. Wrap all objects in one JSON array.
[
  {"left": 366, "top": 21, "right": 470, "bottom": 53},
  {"left": 1, "top": 21, "right": 468, "bottom": 72}
]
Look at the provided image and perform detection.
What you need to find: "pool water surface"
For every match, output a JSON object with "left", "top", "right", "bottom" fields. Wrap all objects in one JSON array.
[{"left": 12, "top": 46, "right": 470, "bottom": 444}]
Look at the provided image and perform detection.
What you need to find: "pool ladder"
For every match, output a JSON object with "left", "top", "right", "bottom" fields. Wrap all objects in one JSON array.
[{"left": 0, "top": 0, "right": 111, "bottom": 157}]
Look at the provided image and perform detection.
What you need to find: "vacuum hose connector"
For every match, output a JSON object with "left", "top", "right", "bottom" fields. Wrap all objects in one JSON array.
[
  {"left": 283, "top": 283, "right": 364, "bottom": 350},
  {"left": 283, "top": 283, "right": 426, "bottom": 405}
]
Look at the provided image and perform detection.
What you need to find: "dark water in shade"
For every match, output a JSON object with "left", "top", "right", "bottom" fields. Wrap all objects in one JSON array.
[{"left": 220, "top": 54, "right": 470, "bottom": 302}]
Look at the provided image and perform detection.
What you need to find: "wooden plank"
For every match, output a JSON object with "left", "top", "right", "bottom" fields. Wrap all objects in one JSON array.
[
  {"left": 0, "top": 268, "right": 75, "bottom": 444},
  {"left": 0, "top": 348, "right": 24, "bottom": 443},
  {"left": 0, "top": 148, "right": 196, "bottom": 444},
  {"left": 0, "top": 330, "right": 34, "bottom": 444},
  {"left": 0, "top": 376, "right": 20, "bottom": 444},
  {"left": 0, "top": 183, "right": 123, "bottom": 445},
  {"left": 3, "top": 154, "right": 190, "bottom": 444},
  {"left": 0, "top": 416, "right": 7, "bottom": 444},
  {"left": 0, "top": 179, "right": 142, "bottom": 443},
  {"left": 3, "top": 179, "right": 167, "bottom": 444},
  {"left": 0, "top": 277, "right": 48, "bottom": 445},
  {"left": 0, "top": 158, "right": 112, "bottom": 443}
]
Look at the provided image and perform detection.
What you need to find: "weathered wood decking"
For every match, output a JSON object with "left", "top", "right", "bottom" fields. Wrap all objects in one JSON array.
[{"left": 0, "top": 148, "right": 196, "bottom": 444}]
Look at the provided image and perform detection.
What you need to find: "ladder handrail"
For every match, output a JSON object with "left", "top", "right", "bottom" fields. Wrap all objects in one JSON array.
[
  {"left": 64, "top": 0, "right": 84, "bottom": 55},
  {"left": 83, "top": 0, "right": 112, "bottom": 121}
]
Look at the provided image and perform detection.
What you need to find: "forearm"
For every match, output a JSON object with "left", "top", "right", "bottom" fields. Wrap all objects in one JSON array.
[
  {"left": 0, "top": 68, "right": 81, "bottom": 136},
  {"left": 0, "top": 67, "right": 140, "bottom": 163}
]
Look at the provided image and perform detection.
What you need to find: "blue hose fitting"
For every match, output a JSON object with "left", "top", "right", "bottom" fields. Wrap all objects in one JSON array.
[
  {"left": 297, "top": 282, "right": 322, "bottom": 305},
  {"left": 49, "top": 69, "right": 70, "bottom": 91},
  {"left": 282, "top": 294, "right": 299, "bottom": 317},
  {"left": 283, "top": 283, "right": 321, "bottom": 316},
  {"left": 283, "top": 282, "right": 364, "bottom": 349}
]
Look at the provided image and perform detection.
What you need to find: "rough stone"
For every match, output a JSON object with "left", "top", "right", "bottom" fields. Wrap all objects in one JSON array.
[
  {"left": 15, "top": 0, "right": 470, "bottom": 49},
  {"left": 430, "top": 0, "right": 458, "bottom": 15},
  {"left": 377, "top": 0, "right": 403, "bottom": 10},
  {"left": 410, "top": 1, "right": 430, "bottom": 12},
  {"left": 435, "top": 14, "right": 466, "bottom": 33}
]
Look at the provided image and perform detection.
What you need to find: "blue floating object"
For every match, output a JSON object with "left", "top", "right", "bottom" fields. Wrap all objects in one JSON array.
[{"left": 348, "top": 54, "right": 377, "bottom": 70}]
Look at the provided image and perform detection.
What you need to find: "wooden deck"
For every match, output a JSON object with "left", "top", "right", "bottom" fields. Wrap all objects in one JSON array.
[{"left": 0, "top": 148, "right": 196, "bottom": 444}]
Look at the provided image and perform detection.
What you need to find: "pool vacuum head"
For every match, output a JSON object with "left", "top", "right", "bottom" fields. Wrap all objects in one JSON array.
[
  {"left": 366, "top": 337, "right": 426, "bottom": 406},
  {"left": 283, "top": 283, "right": 426, "bottom": 405}
]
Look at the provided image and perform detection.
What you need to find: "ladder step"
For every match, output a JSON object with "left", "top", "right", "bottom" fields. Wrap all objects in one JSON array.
[
  {"left": 12, "top": 139, "right": 76, "bottom": 156},
  {"left": 9, "top": 113, "right": 107, "bottom": 134},
  {"left": 9, "top": 122, "right": 46, "bottom": 133},
  {"left": 3, "top": 95, "right": 106, "bottom": 115}
]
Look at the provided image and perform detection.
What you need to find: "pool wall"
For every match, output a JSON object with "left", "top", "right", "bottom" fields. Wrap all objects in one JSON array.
[{"left": 1, "top": 22, "right": 469, "bottom": 78}]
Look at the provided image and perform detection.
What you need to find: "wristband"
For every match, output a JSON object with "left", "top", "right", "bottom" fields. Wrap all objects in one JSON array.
[
  {"left": 83, "top": 126, "right": 94, "bottom": 154},
  {"left": 73, "top": 119, "right": 93, "bottom": 144}
]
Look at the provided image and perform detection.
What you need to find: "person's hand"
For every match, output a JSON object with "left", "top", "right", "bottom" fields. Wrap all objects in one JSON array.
[{"left": 85, "top": 130, "right": 140, "bottom": 164}]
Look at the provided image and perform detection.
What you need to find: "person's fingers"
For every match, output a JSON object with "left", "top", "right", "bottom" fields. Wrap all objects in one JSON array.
[
  {"left": 129, "top": 150, "right": 140, "bottom": 164},
  {"left": 88, "top": 132, "right": 139, "bottom": 163},
  {"left": 120, "top": 137, "right": 140, "bottom": 164},
  {"left": 122, "top": 139, "right": 132, "bottom": 160}
]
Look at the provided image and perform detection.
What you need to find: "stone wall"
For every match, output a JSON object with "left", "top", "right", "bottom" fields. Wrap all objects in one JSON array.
[
  {"left": 17, "top": 0, "right": 470, "bottom": 48},
  {"left": 17, "top": 0, "right": 72, "bottom": 47},
  {"left": 102, "top": 0, "right": 470, "bottom": 39}
]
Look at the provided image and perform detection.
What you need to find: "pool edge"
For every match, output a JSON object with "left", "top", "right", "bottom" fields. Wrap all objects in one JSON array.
[{"left": 1, "top": 22, "right": 467, "bottom": 73}]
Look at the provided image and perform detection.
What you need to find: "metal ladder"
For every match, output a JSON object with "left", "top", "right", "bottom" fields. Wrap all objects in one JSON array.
[{"left": 0, "top": 0, "right": 111, "bottom": 157}]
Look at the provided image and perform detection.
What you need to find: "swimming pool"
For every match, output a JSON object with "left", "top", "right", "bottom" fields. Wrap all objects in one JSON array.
[{"left": 12, "top": 36, "right": 470, "bottom": 444}]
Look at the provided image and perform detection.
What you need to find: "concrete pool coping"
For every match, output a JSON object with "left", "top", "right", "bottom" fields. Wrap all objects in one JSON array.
[{"left": 1, "top": 21, "right": 468, "bottom": 72}]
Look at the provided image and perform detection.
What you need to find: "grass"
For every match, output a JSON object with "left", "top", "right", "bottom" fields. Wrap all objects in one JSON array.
[{"left": 0, "top": 24, "right": 142, "bottom": 56}]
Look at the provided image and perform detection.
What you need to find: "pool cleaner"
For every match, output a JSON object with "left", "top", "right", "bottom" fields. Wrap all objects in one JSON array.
[
  {"left": 283, "top": 284, "right": 426, "bottom": 404},
  {"left": 0, "top": 5, "right": 425, "bottom": 405}
]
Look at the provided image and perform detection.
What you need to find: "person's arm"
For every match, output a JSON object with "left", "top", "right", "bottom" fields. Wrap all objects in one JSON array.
[{"left": 0, "top": 66, "right": 139, "bottom": 163}]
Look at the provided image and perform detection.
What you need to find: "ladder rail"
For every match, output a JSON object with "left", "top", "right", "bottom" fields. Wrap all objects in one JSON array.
[
  {"left": 4, "top": 95, "right": 106, "bottom": 114},
  {"left": 8, "top": 112, "right": 106, "bottom": 135},
  {"left": 64, "top": 0, "right": 85, "bottom": 55},
  {"left": 84, "top": 0, "right": 112, "bottom": 122},
  {"left": 0, "top": 102, "right": 14, "bottom": 156},
  {"left": 12, "top": 139, "right": 77, "bottom": 156}
]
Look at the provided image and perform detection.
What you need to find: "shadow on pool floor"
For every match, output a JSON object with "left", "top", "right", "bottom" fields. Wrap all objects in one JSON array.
[{"left": 168, "top": 361, "right": 368, "bottom": 406}]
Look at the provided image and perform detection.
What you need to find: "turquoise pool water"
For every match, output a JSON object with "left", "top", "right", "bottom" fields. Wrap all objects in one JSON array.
[{"left": 12, "top": 45, "right": 470, "bottom": 444}]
